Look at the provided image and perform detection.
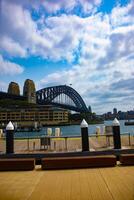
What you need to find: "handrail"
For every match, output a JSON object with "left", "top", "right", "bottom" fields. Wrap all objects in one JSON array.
[{"left": 1, "top": 132, "right": 133, "bottom": 140}]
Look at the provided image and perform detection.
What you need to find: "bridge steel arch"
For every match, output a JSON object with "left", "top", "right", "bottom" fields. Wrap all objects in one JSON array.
[{"left": 36, "top": 85, "right": 88, "bottom": 112}]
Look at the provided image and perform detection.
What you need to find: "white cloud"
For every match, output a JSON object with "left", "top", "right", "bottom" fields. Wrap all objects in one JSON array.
[
  {"left": 78, "top": 0, "right": 101, "bottom": 13},
  {"left": 42, "top": 0, "right": 76, "bottom": 13},
  {"left": 39, "top": 2, "right": 134, "bottom": 113},
  {"left": 0, "top": 36, "right": 27, "bottom": 57},
  {"left": 0, "top": 55, "right": 24, "bottom": 75},
  {"left": 0, "top": 1, "right": 81, "bottom": 61},
  {"left": 41, "top": 0, "right": 102, "bottom": 14},
  {"left": 10, "top": 0, "right": 102, "bottom": 14},
  {"left": 0, "top": 0, "right": 103, "bottom": 62},
  {"left": 0, "top": 81, "right": 8, "bottom": 92},
  {"left": 110, "top": 1, "right": 134, "bottom": 27}
]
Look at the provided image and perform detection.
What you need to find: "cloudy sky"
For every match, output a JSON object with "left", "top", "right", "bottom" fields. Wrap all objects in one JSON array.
[{"left": 0, "top": 0, "right": 134, "bottom": 114}]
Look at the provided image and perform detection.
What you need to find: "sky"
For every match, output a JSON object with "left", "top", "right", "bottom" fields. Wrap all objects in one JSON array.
[{"left": 0, "top": 0, "right": 134, "bottom": 114}]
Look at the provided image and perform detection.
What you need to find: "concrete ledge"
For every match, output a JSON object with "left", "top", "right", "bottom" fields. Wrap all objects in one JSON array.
[
  {"left": 0, "top": 149, "right": 134, "bottom": 160},
  {"left": 120, "top": 154, "right": 134, "bottom": 165},
  {"left": 0, "top": 158, "right": 35, "bottom": 171},
  {"left": 41, "top": 155, "right": 117, "bottom": 170}
]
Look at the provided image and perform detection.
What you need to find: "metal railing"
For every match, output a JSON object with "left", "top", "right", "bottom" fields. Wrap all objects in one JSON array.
[{"left": 0, "top": 133, "right": 134, "bottom": 154}]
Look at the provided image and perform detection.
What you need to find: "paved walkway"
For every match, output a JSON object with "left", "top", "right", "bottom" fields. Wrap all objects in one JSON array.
[
  {"left": 0, "top": 166, "right": 133, "bottom": 200},
  {"left": 0, "top": 135, "right": 133, "bottom": 154}
]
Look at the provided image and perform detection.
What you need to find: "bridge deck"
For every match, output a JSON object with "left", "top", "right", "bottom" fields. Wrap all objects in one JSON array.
[{"left": 0, "top": 165, "right": 133, "bottom": 200}]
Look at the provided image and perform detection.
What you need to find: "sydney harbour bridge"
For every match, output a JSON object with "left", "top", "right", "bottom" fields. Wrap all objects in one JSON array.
[
  {"left": 36, "top": 85, "right": 88, "bottom": 113},
  {"left": 0, "top": 80, "right": 88, "bottom": 113}
]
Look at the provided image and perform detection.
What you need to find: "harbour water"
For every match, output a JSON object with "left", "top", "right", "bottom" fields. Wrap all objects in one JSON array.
[{"left": 14, "top": 120, "right": 134, "bottom": 138}]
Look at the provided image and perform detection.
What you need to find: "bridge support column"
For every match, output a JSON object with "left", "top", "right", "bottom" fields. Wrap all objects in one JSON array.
[{"left": 81, "top": 119, "right": 89, "bottom": 152}]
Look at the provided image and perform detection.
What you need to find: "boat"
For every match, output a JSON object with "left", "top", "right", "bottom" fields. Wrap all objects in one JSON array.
[
  {"left": 15, "top": 127, "right": 42, "bottom": 132},
  {"left": 124, "top": 121, "right": 134, "bottom": 126}
]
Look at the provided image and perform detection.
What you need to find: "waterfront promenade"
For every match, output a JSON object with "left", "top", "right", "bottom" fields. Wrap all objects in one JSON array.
[
  {"left": 0, "top": 125, "right": 134, "bottom": 200},
  {"left": 0, "top": 134, "right": 134, "bottom": 154},
  {"left": 0, "top": 165, "right": 133, "bottom": 200}
]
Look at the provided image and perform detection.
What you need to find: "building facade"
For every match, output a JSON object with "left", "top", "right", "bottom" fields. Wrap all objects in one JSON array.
[{"left": 0, "top": 105, "right": 69, "bottom": 128}]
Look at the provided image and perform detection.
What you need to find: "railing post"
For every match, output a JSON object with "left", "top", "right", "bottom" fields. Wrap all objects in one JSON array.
[
  {"left": 128, "top": 133, "right": 131, "bottom": 146},
  {"left": 112, "top": 118, "right": 121, "bottom": 149},
  {"left": 81, "top": 119, "right": 89, "bottom": 151},
  {"left": 6, "top": 121, "right": 14, "bottom": 154}
]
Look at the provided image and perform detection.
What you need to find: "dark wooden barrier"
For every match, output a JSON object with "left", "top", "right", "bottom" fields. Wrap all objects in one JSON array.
[
  {"left": 0, "top": 158, "right": 35, "bottom": 171},
  {"left": 42, "top": 155, "right": 117, "bottom": 170},
  {"left": 120, "top": 154, "right": 134, "bottom": 165}
]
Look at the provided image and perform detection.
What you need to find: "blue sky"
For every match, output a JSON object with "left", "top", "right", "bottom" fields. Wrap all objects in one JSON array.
[{"left": 0, "top": 0, "right": 134, "bottom": 114}]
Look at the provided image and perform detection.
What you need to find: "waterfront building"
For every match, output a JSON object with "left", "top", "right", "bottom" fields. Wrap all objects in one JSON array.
[
  {"left": 103, "top": 109, "right": 134, "bottom": 120},
  {"left": 113, "top": 108, "right": 117, "bottom": 115},
  {"left": 0, "top": 105, "right": 69, "bottom": 128},
  {"left": 8, "top": 82, "right": 20, "bottom": 95}
]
